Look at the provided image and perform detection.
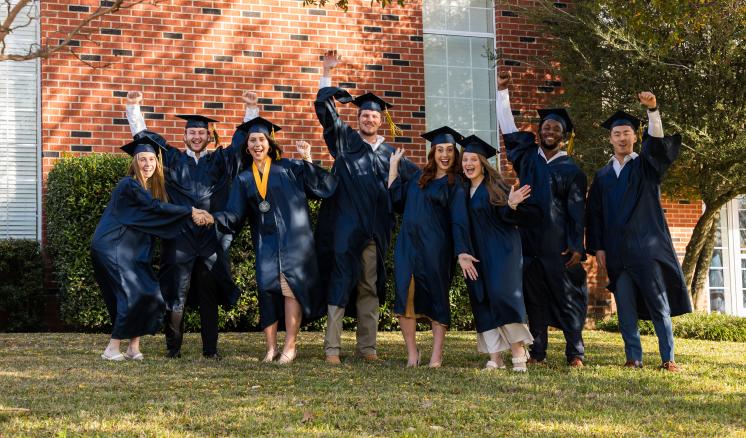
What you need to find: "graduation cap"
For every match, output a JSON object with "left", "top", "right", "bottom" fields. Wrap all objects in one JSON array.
[
  {"left": 121, "top": 135, "right": 162, "bottom": 157},
  {"left": 352, "top": 92, "right": 391, "bottom": 112},
  {"left": 459, "top": 135, "right": 496, "bottom": 159},
  {"left": 176, "top": 114, "right": 219, "bottom": 129},
  {"left": 421, "top": 126, "right": 464, "bottom": 146},
  {"left": 538, "top": 108, "right": 575, "bottom": 154},
  {"left": 352, "top": 92, "right": 402, "bottom": 137},
  {"left": 236, "top": 116, "right": 282, "bottom": 138},
  {"left": 538, "top": 108, "right": 573, "bottom": 134},
  {"left": 601, "top": 110, "right": 641, "bottom": 131}
]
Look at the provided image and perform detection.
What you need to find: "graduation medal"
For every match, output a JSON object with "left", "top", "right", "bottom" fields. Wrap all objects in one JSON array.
[{"left": 252, "top": 158, "right": 272, "bottom": 213}]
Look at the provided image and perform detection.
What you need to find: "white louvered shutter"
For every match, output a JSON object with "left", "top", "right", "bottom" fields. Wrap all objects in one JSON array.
[{"left": 0, "top": 0, "right": 41, "bottom": 240}]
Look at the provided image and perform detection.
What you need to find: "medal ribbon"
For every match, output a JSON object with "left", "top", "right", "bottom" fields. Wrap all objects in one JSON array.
[{"left": 251, "top": 158, "right": 271, "bottom": 200}]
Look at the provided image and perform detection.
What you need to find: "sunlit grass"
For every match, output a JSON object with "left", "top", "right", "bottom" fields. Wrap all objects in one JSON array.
[{"left": 1, "top": 331, "right": 744, "bottom": 437}]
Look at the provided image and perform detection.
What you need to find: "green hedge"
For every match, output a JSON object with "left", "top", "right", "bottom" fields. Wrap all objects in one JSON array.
[
  {"left": 45, "top": 153, "right": 475, "bottom": 332},
  {"left": 0, "top": 239, "right": 44, "bottom": 332},
  {"left": 596, "top": 312, "right": 746, "bottom": 342}
]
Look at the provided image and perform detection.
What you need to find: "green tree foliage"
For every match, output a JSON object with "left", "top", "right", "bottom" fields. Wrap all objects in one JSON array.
[{"left": 529, "top": 0, "right": 746, "bottom": 309}]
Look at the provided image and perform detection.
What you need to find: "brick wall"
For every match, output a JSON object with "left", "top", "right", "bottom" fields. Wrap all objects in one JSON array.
[{"left": 39, "top": 0, "right": 701, "bottom": 321}]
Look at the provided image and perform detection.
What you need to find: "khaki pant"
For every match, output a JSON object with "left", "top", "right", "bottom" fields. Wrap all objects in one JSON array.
[{"left": 324, "top": 240, "right": 379, "bottom": 357}]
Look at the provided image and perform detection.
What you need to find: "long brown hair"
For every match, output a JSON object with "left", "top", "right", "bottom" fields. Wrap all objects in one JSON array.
[
  {"left": 418, "top": 143, "right": 462, "bottom": 188},
  {"left": 477, "top": 155, "right": 509, "bottom": 206},
  {"left": 127, "top": 154, "right": 168, "bottom": 202}
]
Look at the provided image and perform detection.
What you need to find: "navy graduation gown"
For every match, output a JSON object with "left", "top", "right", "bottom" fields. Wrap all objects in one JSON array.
[
  {"left": 135, "top": 129, "right": 248, "bottom": 309},
  {"left": 390, "top": 172, "right": 471, "bottom": 326},
  {"left": 465, "top": 182, "right": 543, "bottom": 333},
  {"left": 314, "top": 87, "right": 419, "bottom": 309},
  {"left": 586, "top": 134, "right": 691, "bottom": 320},
  {"left": 504, "top": 131, "right": 589, "bottom": 332},
  {"left": 91, "top": 177, "right": 192, "bottom": 339},
  {"left": 214, "top": 159, "right": 337, "bottom": 329}
]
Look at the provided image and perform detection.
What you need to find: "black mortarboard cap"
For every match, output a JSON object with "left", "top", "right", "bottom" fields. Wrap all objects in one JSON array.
[
  {"left": 538, "top": 108, "right": 573, "bottom": 134},
  {"left": 421, "top": 126, "right": 464, "bottom": 146},
  {"left": 601, "top": 110, "right": 641, "bottom": 131},
  {"left": 121, "top": 135, "right": 162, "bottom": 157},
  {"left": 176, "top": 114, "right": 219, "bottom": 129},
  {"left": 459, "top": 134, "right": 496, "bottom": 159},
  {"left": 352, "top": 92, "right": 392, "bottom": 112},
  {"left": 236, "top": 116, "right": 282, "bottom": 137}
]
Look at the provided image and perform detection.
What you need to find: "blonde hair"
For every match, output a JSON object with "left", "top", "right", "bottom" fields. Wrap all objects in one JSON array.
[
  {"left": 127, "top": 153, "right": 168, "bottom": 202},
  {"left": 477, "top": 155, "right": 509, "bottom": 206}
]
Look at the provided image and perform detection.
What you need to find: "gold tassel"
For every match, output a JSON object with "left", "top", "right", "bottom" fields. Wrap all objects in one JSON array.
[
  {"left": 384, "top": 108, "right": 403, "bottom": 138},
  {"left": 566, "top": 130, "right": 576, "bottom": 155},
  {"left": 211, "top": 125, "right": 220, "bottom": 148},
  {"left": 270, "top": 126, "right": 276, "bottom": 141}
]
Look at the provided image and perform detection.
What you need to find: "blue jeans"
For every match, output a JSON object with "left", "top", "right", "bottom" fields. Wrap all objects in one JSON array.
[{"left": 615, "top": 272, "right": 675, "bottom": 363}]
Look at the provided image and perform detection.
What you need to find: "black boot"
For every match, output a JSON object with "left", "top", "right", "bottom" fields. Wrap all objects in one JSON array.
[{"left": 165, "top": 310, "right": 185, "bottom": 358}]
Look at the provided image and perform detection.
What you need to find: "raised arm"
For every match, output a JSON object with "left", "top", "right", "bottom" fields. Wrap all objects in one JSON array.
[
  {"left": 637, "top": 92, "right": 681, "bottom": 181},
  {"left": 496, "top": 70, "right": 519, "bottom": 135},
  {"left": 289, "top": 141, "right": 338, "bottom": 200},
  {"left": 125, "top": 91, "right": 147, "bottom": 137}
]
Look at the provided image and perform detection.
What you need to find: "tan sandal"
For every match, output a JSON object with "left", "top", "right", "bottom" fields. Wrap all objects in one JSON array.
[
  {"left": 277, "top": 350, "right": 297, "bottom": 365},
  {"left": 262, "top": 346, "right": 280, "bottom": 363},
  {"left": 511, "top": 348, "right": 530, "bottom": 372}
]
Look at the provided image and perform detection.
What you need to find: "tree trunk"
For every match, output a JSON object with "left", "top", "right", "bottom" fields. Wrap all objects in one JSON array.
[
  {"left": 681, "top": 205, "right": 719, "bottom": 292},
  {"left": 691, "top": 210, "right": 720, "bottom": 311}
]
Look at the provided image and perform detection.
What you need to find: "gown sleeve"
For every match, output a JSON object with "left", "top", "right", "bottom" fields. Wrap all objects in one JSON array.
[
  {"left": 497, "top": 201, "right": 543, "bottom": 227},
  {"left": 585, "top": 176, "right": 604, "bottom": 256},
  {"left": 314, "top": 87, "right": 357, "bottom": 158},
  {"left": 213, "top": 174, "right": 254, "bottom": 235},
  {"left": 566, "top": 169, "right": 588, "bottom": 255},
  {"left": 119, "top": 178, "right": 192, "bottom": 239},
  {"left": 639, "top": 133, "right": 682, "bottom": 183},
  {"left": 289, "top": 159, "right": 338, "bottom": 200},
  {"left": 448, "top": 182, "right": 471, "bottom": 256},
  {"left": 503, "top": 131, "right": 538, "bottom": 178}
]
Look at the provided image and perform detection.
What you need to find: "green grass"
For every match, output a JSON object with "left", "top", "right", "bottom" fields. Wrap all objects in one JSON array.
[{"left": 1, "top": 331, "right": 744, "bottom": 437}]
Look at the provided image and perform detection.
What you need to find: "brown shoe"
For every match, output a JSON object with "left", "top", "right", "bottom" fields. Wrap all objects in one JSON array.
[
  {"left": 660, "top": 361, "right": 681, "bottom": 372},
  {"left": 325, "top": 355, "right": 341, "bottom": 365},
  {"left": 527, "top": 358, "right": 547, "bottom": 366},
  {"left": 569, "top": 357, "right": 584, "bottom": 368},
  {"left": 361, "top": 353, "right": 380, "bottom": 362},
  {"left": 624, "top": 360, "right": 643, "bottom": 368}
]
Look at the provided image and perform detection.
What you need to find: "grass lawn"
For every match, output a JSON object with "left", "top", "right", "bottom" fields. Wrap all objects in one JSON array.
[{"left": 1, "top": 330, "right": 744, "bottom": 437}]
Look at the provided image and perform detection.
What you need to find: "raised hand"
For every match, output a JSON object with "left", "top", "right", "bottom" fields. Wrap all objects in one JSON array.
[
  {"left": 508, "top": 184, "right": 531, "bottom": 208},
  {"left": 241, "top": 91, "right": 258, "bottom": 107},
  {"left": 126, "top": 91, "right": 143, "bottom": 105},
  {"left": 295, "top": 140, "right": 312, "bottom": 162},
  {"left": 638, "top": 91, "right": 657, "bottom": 109},
  {"left": 497, "top": 70, "right": 511, "bottom": 91},
  {"left": 322, "top": 50, "right": 341, "bottom": 73},
  {"left": 458, "top": 253, "right": 480, "bottom": 281},
  {"left": 390, "top": 147, "right": 405, "bottom": 167}
]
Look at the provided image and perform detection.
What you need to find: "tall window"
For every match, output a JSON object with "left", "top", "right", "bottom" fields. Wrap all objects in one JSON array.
[
  {"left": 423, "top": 0, "right": 498, "bottom": 150},
  {"left": 0, "top": 0, "right": 41, "bottom": 239},
  {"left": 708, "top": 195, "right": 746, "bottom": 316}
]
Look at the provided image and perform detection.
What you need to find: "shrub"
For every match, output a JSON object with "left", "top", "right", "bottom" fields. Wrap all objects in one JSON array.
[
  {"left": 0, "top": 239, "right": 44, "bottom": 332},
  {"left": 595, "top": 312, "right": 746, "bottom": 342},
  {"left": 46, "top": 153, "right": 130, "bottom": 330},
  {"left": 45, "top": 154, "right": 475, "bottom": 332}
]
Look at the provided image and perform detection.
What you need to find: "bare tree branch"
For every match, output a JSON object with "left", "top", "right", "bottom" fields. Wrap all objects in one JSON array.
[{"left": 0, "top": 0, "right": 162, "bottom": 62}]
